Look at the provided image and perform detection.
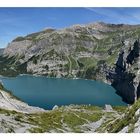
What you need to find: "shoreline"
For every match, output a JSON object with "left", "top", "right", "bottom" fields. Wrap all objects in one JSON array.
[
  {"left": 0, "top": 73, "right": 111, "bottom": 85},
  {"left": 0, "top": 73, "right": 127, "bottom": 111}
]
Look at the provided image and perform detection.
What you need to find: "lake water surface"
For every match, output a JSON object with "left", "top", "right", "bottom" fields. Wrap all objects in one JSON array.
[{"left": 0, "top": 75, "right": 126, "bottom": 109}]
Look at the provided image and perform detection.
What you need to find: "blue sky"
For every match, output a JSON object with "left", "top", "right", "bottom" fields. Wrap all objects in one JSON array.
[{"left": 1, "top": 7, "right": 140, "bottom": 48}]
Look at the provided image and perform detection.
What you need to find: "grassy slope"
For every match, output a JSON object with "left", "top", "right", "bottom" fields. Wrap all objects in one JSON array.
[
  {"left": 105, "top": 100, "right": 140, "bottom": 133},
  {"left": 0, "top": 105, "right": 103, "bottom": 133}
]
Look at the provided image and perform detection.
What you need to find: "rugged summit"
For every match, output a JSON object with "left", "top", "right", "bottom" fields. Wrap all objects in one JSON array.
[{"left": 0, "top": 22, "right": 140, "bottom": 104}]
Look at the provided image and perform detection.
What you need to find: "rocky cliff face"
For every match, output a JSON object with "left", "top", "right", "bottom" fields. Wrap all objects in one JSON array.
[
  {"left": 107, "top": 40, "right": 140, "bottom": 104},
  {"left": 0, "top": 48, "right": 4, "bottom": 56},
  {"left": 0, "top": 22, "right": 140, "bottom": 104}
]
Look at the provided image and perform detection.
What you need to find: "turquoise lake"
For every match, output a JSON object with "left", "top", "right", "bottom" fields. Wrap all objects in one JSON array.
[{"left": 0, "top": 75, "right": 126, "bottom": 110}]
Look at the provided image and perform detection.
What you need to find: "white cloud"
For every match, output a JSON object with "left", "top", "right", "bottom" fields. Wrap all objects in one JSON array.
[{"left": 85, "top": 7, "right": 140, "bottom": 24}]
